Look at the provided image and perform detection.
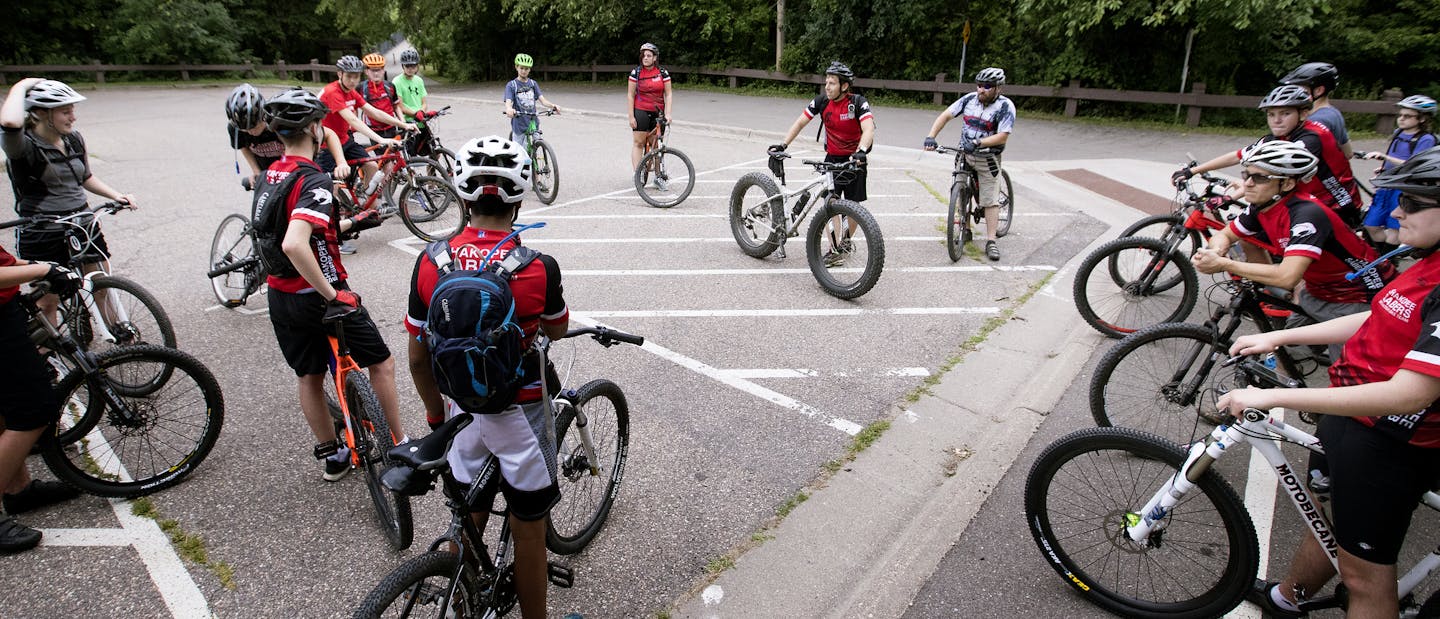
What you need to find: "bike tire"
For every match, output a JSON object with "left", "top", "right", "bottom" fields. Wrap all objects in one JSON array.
[
  {"left": 1073, "top": 236, "right": 1198, "bottom": 339},
  {"left": 1025, "top": 427, "right": 1258, "bottom": 619},
  {"left": 728, "top": 172, "right": 785, "bottom": 259},
  {"left": 345, "top": 372, "right": 412, "bottom": 551},
  {"left": 532, "top": 139, "right": 560, "bottom": 205},
  {"left": 353, "top": 550, "right": 485, "bottom": 619},
  {"left": 1089, "top": 322, "right": 1229, "bottom": 446},
  {"left": 995, "top": 170, "right": 1015, "bottom": 238},
  {"left": 805, "top": 199, "right": 886, "bottom": 299},
  {"left": 547, "top": 379, "right": 631, "bottom": 555},
  {"left": 392, "top": 158, "right": 448, "bottom": 221},
  {"left": 1119, "top": 214, "right": 1203, "bottom": 261},
  {"left": 208, "top": 214, "right": 263, "bottom": 308},
  {"left": 432, "top": 147, "right": 458, "bottom": 179},
  {"left": 945, "top": 182, "right": 970, "bottom": 262},
  {"left": 398, "top": 174, "right": 465, "bottom": 242},
  {"left": 634, "top": 147, "right": 695, "bottom": 208},
  {"left": 65, "top": 275, "right": 179, "bottom": 394},
  {"left": 40, "top": 345, "right": 225, "bottom": 497}
]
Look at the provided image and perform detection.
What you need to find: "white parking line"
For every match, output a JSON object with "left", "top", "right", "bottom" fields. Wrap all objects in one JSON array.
[
  {"left": 717, "top": 367, "right": 931, "bottom": 379},
  {"left": 507, "top": 236, "right": 947, "bottom": 244},
  {"left": 606, "top": 194, "right": 915, "bottom": 200},
  {"left": 562, "top": 265, "right": 1057, "bottom": 276},
  {"left": 580, "top": 307, "right": 999, "bottom": 318}
]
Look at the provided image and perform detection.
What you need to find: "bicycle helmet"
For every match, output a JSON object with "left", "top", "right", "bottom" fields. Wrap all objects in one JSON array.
[
  {"left": 225, "top": 83, "right": 265, "bottom": 128},
  {"left": 975, "top": 67, "right": 1006, "bottom": 85},
  {"left": 1241, "top": 140, "right": 1319, "bottom": 181},
  {"left": 1258, "top": 84, "right": 1313, "bottom": 110},
  {"left": 399, "top": 49, "right": 420, "bottom": 66},
  {"left": 336, "top": 55, "right": 365, "bottom": 73},
  {"left": 1399, "top": 95, "right": 1438, "bottom": 115},
  {"left": 514, "top": 53, "right": 534, "bottom": 68},
  {"left": 263, "top": 88, "right": 328, "bottom": 135},
  {"left": 640, "top": 42, "right": 659, "bottom": 56},
  {"left": 1374, "top": 146, "right": 1440, "bottom": 199},
  {"left": 362, "top": 53, "right": 386, "bottom": 69},
  {"left": 452, "top": 136, "right": 533, "bottom": 204},
  {"left": 1280, "top": 62, "right": 1339, "bottom": 94},
  {"left": 825, "top": 61, "right": 855, "bottom": 84},
  {"left": 24, "top": 79, "right": 86, "bottom": 110}
]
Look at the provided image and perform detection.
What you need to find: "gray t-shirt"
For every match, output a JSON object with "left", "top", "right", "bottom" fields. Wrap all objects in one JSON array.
[
  {"left": 1307, "top": 106, "right": 1349, "bottom": 146},
  {"left": 2, "top": 126, "right": 91, "bottom": 215}
]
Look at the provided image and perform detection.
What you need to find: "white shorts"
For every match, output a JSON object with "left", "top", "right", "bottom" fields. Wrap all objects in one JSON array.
[{"left": 445, "top": 399, "right": 558, "bottom": 493}]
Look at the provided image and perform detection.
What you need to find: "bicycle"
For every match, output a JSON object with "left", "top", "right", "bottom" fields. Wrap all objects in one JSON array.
[
  {"left": 1089, "top": 277, "right": 1325, "bottom": 447},
  {"left": 932, "top": 145, "right": 1015, "bottom": 262},
  {"left": 1026, "top": 355, "right": 1440, "bottom": 619},
  {"left": 353, "top": 325, "right": 642, "bottom": 617},
  {"left": 320, "top": 302, "right": 412, "bottom": 550},
  {"left": 633, "top": 115, "right": 695, "bottom": 208},
  {"left": 728, "top": 150, "right": 886, "bottom": 299},
  {"left": 510, "top": 109, "right": 561, "bottom": 205},
  {"left": 337, "top": 137, "right": 463, "bottom": 243},
  {"left": 407, "top": 106, "right": 457, "bottom": 178},
  {"left": 1073, "top": 165, "right": 1236, "bottom": 339}
]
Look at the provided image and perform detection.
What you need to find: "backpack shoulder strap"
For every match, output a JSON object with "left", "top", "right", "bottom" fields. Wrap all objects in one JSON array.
[
  {"left": 423, "top": 239, "right": 455, "bottom": 275},
  {"left": 491, "top": 246, "right": 540, "bottom": 280},
  {"left": 254, "top": 166, "right": 309, "bottom": 231}
]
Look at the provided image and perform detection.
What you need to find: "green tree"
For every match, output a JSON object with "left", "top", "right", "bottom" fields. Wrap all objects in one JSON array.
[{"left": 104, "top": 0, "right": 243, "bottom": 64}]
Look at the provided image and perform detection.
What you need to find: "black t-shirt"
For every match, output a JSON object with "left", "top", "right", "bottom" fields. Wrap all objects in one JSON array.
[{"left": 229, "top": 124, "right": 286, "bottom": 170}]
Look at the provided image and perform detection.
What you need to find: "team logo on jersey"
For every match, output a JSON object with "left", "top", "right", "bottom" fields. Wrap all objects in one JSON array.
[
  {"left": 309, "top": 188, "right": 333, "bottom": 206},
  {"left": 1378, "top": 288, "right": 1417, "bottom": 321},
  {"left": 1290, "top": 222, "right": 1317, "bottom": 238}
]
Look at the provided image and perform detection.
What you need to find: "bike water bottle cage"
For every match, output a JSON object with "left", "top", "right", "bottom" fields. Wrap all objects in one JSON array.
[{"left": 314, "top": 439, "right": 341, "bottom": 460}]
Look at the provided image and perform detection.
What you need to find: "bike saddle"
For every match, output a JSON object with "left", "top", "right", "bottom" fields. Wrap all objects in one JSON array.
[{"left": 388, "top": 413, "right": 474, "bottom": 471}]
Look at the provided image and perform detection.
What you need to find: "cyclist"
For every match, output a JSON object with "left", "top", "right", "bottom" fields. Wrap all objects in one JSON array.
[
  {"left": 923, "top": 67, "right": 1016, "bottom": 261},
  {"left": 359, "top": 53, "right": 415, "bottom": 141},
  {"left": 1362, "top": 95, "right": 1436, "bottom": 254},
  {"left": 226, "top": 83, "right": 350, "bottom": 190},
  {"left": 1, "top": 78, "right": 137, "bottom": 325},
  {"left": 1281, "top": 62, "right": 1351, "bottom": 158},
  {"left": 392, "top": 50, "right": 429, "bottom": 124},
  {"left": 771, "top": 61, "right": 875, "bottom": 266},
  {"left": 1176, "top": 85, "right": 1363, "bottom": 228},
  {"left": 0, "top": 249, "right": 83, "bottom": 553},
  {"left": 321, "top": 55, "right": 416, "bottom": 252},
  {"left": 628, "top": 42, "right": 672, "bottom": 175},
  {"left": 254, "top": 88, "right": 403, "bottom": 482},
  {"left": 1216, "top": 145, "right": 1440, "bottom": 619},
  {"left": 504, "top": 53, "right": 562, "bottom": 143},
  {"left": 405, "top": 136, "right": 568, "bottom": 619}
]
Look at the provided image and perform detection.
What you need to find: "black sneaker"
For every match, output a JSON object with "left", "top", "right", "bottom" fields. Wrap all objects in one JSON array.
[
  {"left": 1245, "top": 579, "right": 1307, "bottom": 618},
  {"left": 323, "top": 456, "right": 351, "bottom": 482},
  {"left": 2, "top": 480, "right": 81, "bottom": 514},
  {"left": 0, "top": 516, "right": 41, "bottom": 554}
]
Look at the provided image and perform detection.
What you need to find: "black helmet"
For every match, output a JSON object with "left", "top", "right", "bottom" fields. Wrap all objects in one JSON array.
[
  {"left": 825, "top": 61, "right": 854, "bottom": 84},
  {"left": 264, "top": 88, "right": 327, "bottom": 135},
  {"left": 226, "top": 83, "right": 264, "bottom": 128},
  {"left": 1374, "top": 146, "right": 1440, "bottom": 199},
  {"left": 399, "top": 49, "right": 420, "bottom": 66},
  {"left": 336, "top": 55, "right": 365, "bottom": 74},
  {"left": 1280, "top": 62, "right": 1339, "bottom": 95}
]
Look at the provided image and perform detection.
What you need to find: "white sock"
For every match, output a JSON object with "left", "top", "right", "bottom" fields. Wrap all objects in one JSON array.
[
  {"left": 328, "top": 446, "right": 351, "bottom": 462},
  {"left": 1270, "top": 585, "right": 1301, "bottom": 612}
]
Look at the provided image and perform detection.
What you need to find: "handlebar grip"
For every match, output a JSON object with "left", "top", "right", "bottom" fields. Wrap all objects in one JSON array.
[{"left": 609, "top": 331, "right": 645, "bottom": 346}]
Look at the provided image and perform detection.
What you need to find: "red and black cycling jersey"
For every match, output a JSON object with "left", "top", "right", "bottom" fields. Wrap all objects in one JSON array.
[
  {"left": 629, "top": 66, "right": 670, "bottom": 113},
  {"left": 0, "top": 244, "right": 19, "bottom": 305},
  {"left": 803, "top": 93, "right": 873, "bottom": 156},
  {"left": 258, "top": 156, "right": 348, "bottom": 293},
  {"left": 1229, "top": 191, "right": 1394, "bottom": 303},
  {"left": 320, "top": 81, "right": 367, "bottom": 144},
  {"left": 1331, "top": 251, "right": 1440, "bottom": 447},
  {"left": 360, "top": 79, "right": 399, "bottom": 131},
  {"left": 406, "top": 227, "right": 568, "bottom": 402},
  {"left": 1239, "top": 120, "right": 1361, "bottom": 217},
  {"left": 228, "top": 124, "right": 285, "bottom": 169}
]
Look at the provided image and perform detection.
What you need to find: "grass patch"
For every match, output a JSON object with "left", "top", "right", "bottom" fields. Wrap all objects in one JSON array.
[
  {"left": 706, "top": 555, "right": 736, "bottom": 574},
  {"left": 750, "top": 532, "right": 775, "bottom": 543},
  {"left": 774, "top": 490, "right": 810, "bottom": 518},
  {"left": 906, "top": 171, "right": 949, "bottom": 206},
  {"left": 130, "top": 499, "right": 236, "bottom": 590}
]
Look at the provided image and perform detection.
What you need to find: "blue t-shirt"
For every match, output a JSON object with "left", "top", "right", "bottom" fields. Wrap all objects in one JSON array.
[
  {"left": 504, "top": 78, "right": 542, "bottom": 115},
  {"left": 944, "top": 93, "right": 1016, "bottom": 152},
  {"left": 1307, "top": 106, "right": 1349, "bottom": 146},
  {"left": 1382, "top": 131, "right": 1437, "bottom": 171}
]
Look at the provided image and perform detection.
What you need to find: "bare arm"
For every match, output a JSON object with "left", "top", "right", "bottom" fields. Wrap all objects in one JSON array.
[
  {"left": 663, "top": 81, "right": 673, "bottom": 122},
  {"left": 1230, "top": 311, "right": 1371, "bottom": 355},
  {"left": 1219, "top": 369, "right": 1440, "bottom": 419},
  {"left": 980, "top": 131, "right": 1009, "bottom": 149},
  {"left": 1193, "top": 247, "right": 1310, "bottom": 289},
  {"left": 926, "top": 110, "right": 952, "bottom": 141},
  {"left": 780, "top": 113, "right": 812, "bottom": 147},
  {"left": 360, "top": 104, "right": 414, "bottom": 131},
  {"left": 626, "top": 80, "right": 638, "bottom": 130},
  {"left": 0, "top": 261, "right": 52, "bottom": 289},
  {"left": 321, "top": 127, "right": 351, "bottom": 180},
  {"left": 338, "top": 108, "right": 395, "bottom": 145},
  {"left": 858, "top": 117, "right": 875, "bottom": 152},
  {"left": 82, "top": 176, "right": 137, "bottom": 208},
  {"left": 1191, "top": 151, "right": 1243, "bottom": 175},
  {"left": 407, "top": 337, "right": 446, "bottom": 423},
  {"left": 1, "top": 78, "right": 42, "bottom": 129}
]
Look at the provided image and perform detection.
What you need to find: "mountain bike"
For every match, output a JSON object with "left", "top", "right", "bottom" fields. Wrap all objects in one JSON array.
[
  {"left": 321, "top": 302, "right": 412, "bottom": 550},
  {"left": 932, "top": 145, "right": 1014, "bottom": 261},
  {"left": 407, "top": 106, "right": 457, "bottom": 178},
  {"left": 206, "top": 212, "right": 264, "bottom": 308},
  {"left": 729, "top": 150, "right": 886, "bottom": 299},
  {"left": 1027, "top": 355, "right": 1440, "bottom": 619},
  {"left": 353, "top": 325, "right": 642, "bottom": 617},
  {"left": 1089, "top": 277, "right": 1325, "bottom": 447},
  {"left": 511, "top": 109, "right": 560, "bottom": 205},
  {"left": 338, "top": 138, "right": 462, "bottom": 243},
  {"left": 633, "top": 116, "right": 695, "bottom": 208}
]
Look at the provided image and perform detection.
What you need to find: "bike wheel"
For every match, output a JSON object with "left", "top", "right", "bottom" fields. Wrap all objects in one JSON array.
[
  {"left": 398, "top": 175, "right": 464, "bottom": 242},
  {"left": 531, "top": 139, "right": 560, "bottom": 205},
  {"left": 634, "top": 147, "right": 695, "bottom": 208},
  {"left": 1073, "top": 236, "right": 1198, "bottom": 339},
  {"left": 346, "top": 372, "right": 412, "bottom": 551},
  {"left": 995, "top": 170, "right": 1015, "bottom": 238},
  {"left": 40, "top": 345, "right": 225, "bottom": 497},
  {"left": 1024, "top": 427, "right": 1258, "bottom": 619},
  {"left": 1119, "top": 214, "right": 1202, "bottom": 260},
  {"left": 728, "top": 172, "right": 785, "bottom": 258},
  {"left": 945, "top": 182, "right": 971, "bottom": 262},
  {"left": 353, "top": 551, "right": 485, "bottom": 619},
  {"left": 208, "top": 214, "right": 262, "bottom": 307},
  {"left": 804, "top": 199, "right": 886, "bottom": 299},
  {"left": 1090, "top": 322, "right": 1228, "bottom": 446},
  {"left": 63, "top": 275, "right": 177, "bottom": 351},
  {"left": 547, "top": 379, "right": 630, "bottom": 555}
]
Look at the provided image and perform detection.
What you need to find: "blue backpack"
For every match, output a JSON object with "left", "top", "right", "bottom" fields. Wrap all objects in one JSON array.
[{"left": 423, "top": 227, "right": 542, "bottom": 415}]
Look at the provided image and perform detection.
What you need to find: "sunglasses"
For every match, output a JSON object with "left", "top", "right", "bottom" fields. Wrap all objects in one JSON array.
[
  {"left": 976, "top": 82, "right": 997, "bottom": 90},
  {"left": 1398, "top": 194, "right": 1440, "bottom": 214},
  {"left": 1239, "top": 171, "right": 1286, "bottom": 183},
  {"left": 1398, "top": 113, "right": 1422, "bottom": 120}
]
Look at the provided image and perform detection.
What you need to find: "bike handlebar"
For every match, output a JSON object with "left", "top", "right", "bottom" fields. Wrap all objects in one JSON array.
[
  {"left": 0, "top": 200, "right": 132, "bottom": 230},
  {"left": 563, "top": 325, "right": 644, "bottom": 347},
  {"left": 933, "top": 145, "right": 1001, "bottom": 156}
]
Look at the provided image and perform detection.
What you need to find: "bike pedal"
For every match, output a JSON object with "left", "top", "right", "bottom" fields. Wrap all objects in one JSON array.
[{"left": 547, "top": 562, "right": 575, "bottom": 588}]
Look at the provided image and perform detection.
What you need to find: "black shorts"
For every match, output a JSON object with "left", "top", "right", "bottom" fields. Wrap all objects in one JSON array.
[
  {"left": 633, "top": 109, "right": 661, "bottom": 133},
  {"left": 15, "top": 218, "right": 110, "bottom": 266},
  {"left": 1319, "top": 415, "right": 1440, "bottom": 564},
  {"left": 267, "top": 287, "right": 392, "bottom": 377},
  {"left": 314, "top": 141, "right": 370, "bottom": 175},
  {"left": 824, "top": 153, "right": 868, "bottom": 203},
  {"left": 0, "top": 300, "right": 59, "bottom": 431}
]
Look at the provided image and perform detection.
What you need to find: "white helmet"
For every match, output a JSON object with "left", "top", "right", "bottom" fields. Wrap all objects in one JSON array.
[
  {"left": 975, "top": 67, "right": 1006, "bottom": 85},
  {"left": 1241, "top": 140, "right": 1319, "bottom": 182},
  {"left": 25, "top": 80, "right": 86, "bottom": 110},
  {"left": 452, "top": 136, "right": 532, "bottom": 203}
]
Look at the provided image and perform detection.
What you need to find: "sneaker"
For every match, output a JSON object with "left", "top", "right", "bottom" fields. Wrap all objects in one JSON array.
[
  {"left": 339, "top": 240, "right": 357, "bottom": 255},
  {"left": 985, "top": 240, "right": 1001, "bottom": 261},
  {"left": 2, "top": 480, "right": 81, "bottom": 514},
  {"left": 652, "top": 177, "right": 669, "bottom": 192},
  {"left": 323, "top": 451, "right": 351, "bottom": 482},
  {"left": 1245, "top": 579, "right": 1307, "bottom": 618},
  {"left": 823, "top": 249, "right": 845, "bottom": 267},
  {"left": 378, "top": 204, "right": 399, "bottom": 219},
  {"left": 0, "top": 516, "right": 41, "bottom": 554}
]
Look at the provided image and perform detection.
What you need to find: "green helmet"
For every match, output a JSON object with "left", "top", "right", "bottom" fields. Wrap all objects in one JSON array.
[{"left": 514, "top": 53, "right": 534, "bottom": 68}]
